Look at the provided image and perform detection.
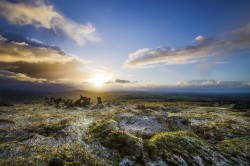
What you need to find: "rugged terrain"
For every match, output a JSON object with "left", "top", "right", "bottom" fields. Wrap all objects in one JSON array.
[{"left": 0, "top": 98, "right": 250, "bottom": 165}]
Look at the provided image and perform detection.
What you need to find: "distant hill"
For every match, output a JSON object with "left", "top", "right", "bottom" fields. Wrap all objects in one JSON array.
[{"left": 1, "top": 90, "right": 250, "bottom": 103}]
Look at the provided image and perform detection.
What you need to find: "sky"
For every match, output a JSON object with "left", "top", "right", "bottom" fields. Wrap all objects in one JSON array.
[{"left": 0, "top": 0, "right": 250, "bottom": 92}]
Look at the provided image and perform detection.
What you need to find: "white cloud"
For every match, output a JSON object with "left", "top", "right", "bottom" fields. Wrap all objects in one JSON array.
[
  {"left": 0, "top": 35, "right": 7, "bottom": 41},
  {"left": 0, "top": 0, "right": 100, "bottom": 45},
  {"left": 195, "top": 35, "right": 206, "bottom": 43},
  {"left": 176, "top": 79, "right": 250, "bottom": 88},
  {"left": 124, "top": 24, "right": 250, "bottom": 68},
  {"left": 214, "top": 61, "right": 228, "bottom": 64}
]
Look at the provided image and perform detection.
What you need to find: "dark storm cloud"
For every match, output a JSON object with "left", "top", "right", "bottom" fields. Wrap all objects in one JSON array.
[{"left": 124, "top": 24, "right": 250, "bottom": 68}]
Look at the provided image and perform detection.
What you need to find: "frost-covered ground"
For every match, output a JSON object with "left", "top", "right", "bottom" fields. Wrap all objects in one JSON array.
[{"left": 0, "top": 100, "right": 249, "bottom": 165}]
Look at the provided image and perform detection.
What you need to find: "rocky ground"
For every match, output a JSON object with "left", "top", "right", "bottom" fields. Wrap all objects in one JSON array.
[{"left": 0, "top": 99, "right": 249, "bottom": 165}]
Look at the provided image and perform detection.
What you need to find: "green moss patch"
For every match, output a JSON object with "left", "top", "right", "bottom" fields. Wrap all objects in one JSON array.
[
  {"left": 88, "top": 118, "right": 119, "bottom": 141},
  {"left": 87, "top": 119, "right": 146, "bottom": 163},
  {"left": 104, "top": 131, "right": 143, "bottom": 158}
]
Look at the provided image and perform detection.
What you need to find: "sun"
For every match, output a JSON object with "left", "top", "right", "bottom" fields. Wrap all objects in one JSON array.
[
  {"left": 92, "top": 77, "right": 106, "bottom": 86},
  {"left": 90, "top": 73, "right": 111, "bottom": 87}
]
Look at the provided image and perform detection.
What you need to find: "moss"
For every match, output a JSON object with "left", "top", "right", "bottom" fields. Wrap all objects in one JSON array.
[
  {"left": 192, "top": 120, "right": 250, "bottom": 144},
  {"left": 136, "top": 104, "right": 162, "bottom": 113},
  {"left": 0, "top": 141, "right": 25, "bottom": 159},
  {"left": 145, "top": 131, "right": 225, "bottom": 165},
  {"left": 0, "top": 119, "right": 15, "bottom": 124},
  {"left": 0, "top": 142, "right": 108, "bottom": 166},
  {"left": 26, "top": 119, "right": 70, "bottom": 137},
  {"left": 164, "top": 116, "right": 190, "bottom": 131},
  {"left": 104, "top": 131, "right": 143, "bottom": 158},
  {"left": 216, "top": 137, "right": 250, "bottom": 157},
  {"left": 134, "top": 131, "right": 155, "bottom": 140},
  {"left": 0, "top": 141, "right": 23, "bottom": 149},
  {"left": 87, "top": 118, "right": 119, "bottom": 141},
  {"left": 42, "top": 144, "right": 109, "bottom": 166},
  {"left": 87, "top": 119, "right": 146, "bottom": 163}
]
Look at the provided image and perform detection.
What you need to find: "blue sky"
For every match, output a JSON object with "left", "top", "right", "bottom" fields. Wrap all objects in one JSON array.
[{"left": 0, "top": 0, "right": 250, "bottom": 92}]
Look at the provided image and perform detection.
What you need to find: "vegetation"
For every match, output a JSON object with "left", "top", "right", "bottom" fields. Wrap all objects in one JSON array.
[
  {"left": 145, "top": 131, "right": 229, "bottom": 165},
  {"left": 216, "top": 137, "right": 250, "bottom": 157},
  {"left": 104, "top": 131, "right": 143, "bottom": 158},
  {"left": 0, "top": 99, "right": 249, "bottom": 165}
]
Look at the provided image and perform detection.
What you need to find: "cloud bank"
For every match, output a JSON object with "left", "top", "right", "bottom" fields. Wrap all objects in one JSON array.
[
  {"left": 176, "top": 80, "right": 250, "bottom": 88},
  {"left": 0, "top": 0, "right": 100, "bottom": 45},
  {"left": 132, "top": 80, "right": 250, "bottom": 92},
  {"left": 0, "top": 34, "right": 93, "bottom": 87},
  {"left": 124, "top": 24, "right": 250, "bottom": 68}
]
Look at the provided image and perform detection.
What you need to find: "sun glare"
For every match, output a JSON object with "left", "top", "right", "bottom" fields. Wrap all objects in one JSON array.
[{"left": 90, "top": 74, "right": 111, "bottom": 87}]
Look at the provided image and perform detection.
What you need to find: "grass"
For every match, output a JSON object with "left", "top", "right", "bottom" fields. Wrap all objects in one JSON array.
[
  {"left": 144, "top": 131, "right": 228, "bottom": 165},
  {"left": 216, "top": 137, "right": 250, "bottom": 156}
]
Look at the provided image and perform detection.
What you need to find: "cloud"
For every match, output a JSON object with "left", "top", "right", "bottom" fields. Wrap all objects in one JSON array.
[
  {"left": 214, "top": 61, "right": 228, "bottom": 64},
  {"left": 0, "top": 70, "right": 47, "bottom": 83},
  {"left": 0, "top": 34, "right": 94, "bottom": 87},
  {"left": 122, "top": 79, "right": 250, "bottom": 92},
  {"left": 176, "top": 79, "right": 250, "bottom": 88},
  {"left": 115, "top": 79, "right": 132, "bottom": 83},
  {"left": 0, "top": 35, "right": 7, "bottom": 41},
  {"left": 124, "top": 24, "right": 250, "bottom": 68},
  {"left": 106, "top": 79, "right": 133, "bottom": 84},
  {"left": 0, "top": 0, "right": 100, "bottom": 45}
]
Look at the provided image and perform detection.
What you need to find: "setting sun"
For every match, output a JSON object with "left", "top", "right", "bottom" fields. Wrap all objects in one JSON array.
[{"left": 90, "top": 74, "right": 112, "bottom": 87}]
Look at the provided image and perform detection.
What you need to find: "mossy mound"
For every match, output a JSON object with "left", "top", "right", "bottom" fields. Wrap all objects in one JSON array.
[
  {"left": 216, "top": 137, "right": 250, "bottom": 158},
  {"left": 104, "top": 131, "right": 143, "bottom": 158},
  {"left": 88, "top": 118, "right": 119, "bottom": 141},
  {"left": 145, "top": 131, "right": 230, "bottom": 165},
  {"left": 87, "top": 119, "right": 145, "bottom": 163}
]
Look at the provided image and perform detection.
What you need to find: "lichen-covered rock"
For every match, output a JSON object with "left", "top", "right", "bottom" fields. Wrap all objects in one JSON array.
[
  {"left": 118, "top": 115, "right": 167, "bottom": 135},
  {"left": 145, "top": 131, "right": 231, "bottom": 165}
]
